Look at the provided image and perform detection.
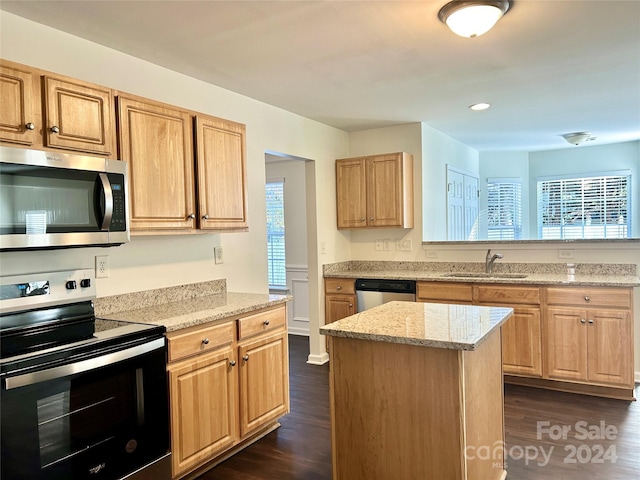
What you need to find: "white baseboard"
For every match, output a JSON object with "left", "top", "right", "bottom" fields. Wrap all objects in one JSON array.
[
  {"left": 307, "top": 352, "right": 329, "bottom": 365},
  {"left": 635, "top": 370, "right": 640, "bottom": 384}
]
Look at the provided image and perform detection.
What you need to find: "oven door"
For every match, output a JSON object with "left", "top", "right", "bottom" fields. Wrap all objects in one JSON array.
[{"left": 1, "top": 339, "right": 170, "bottom": 480}]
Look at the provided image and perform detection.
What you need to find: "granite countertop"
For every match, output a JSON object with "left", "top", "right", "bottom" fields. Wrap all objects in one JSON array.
[
  {"left": 323, "top": 261, "right": 640, "bottom": 287},
  {"left": 98, "top": 291, "right": 290, "bottom": 332},
  {"left": 320, "top": 300, "right": 513, "bottom": 350}
]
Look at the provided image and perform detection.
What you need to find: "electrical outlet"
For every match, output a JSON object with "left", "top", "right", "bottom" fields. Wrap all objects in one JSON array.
[
  {"left": 396, "top": 239, "right": 412, "bottom": 252},
  {"left": 383, "top": 239, "right": 391, "bottom": 251},
  {"left": 214, "top": 246, "right": 224, "bottom": 264},
  {"left": 375, "top": 240, "right": 383, "bottom": 251},
  {"left": 95, "top": 255, "right": 109, "bottom": 278},
  {"left": 558, "top": 249, "right": 574, "bottom": 259}
]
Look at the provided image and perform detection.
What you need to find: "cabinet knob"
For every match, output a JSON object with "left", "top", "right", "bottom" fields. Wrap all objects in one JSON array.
[
  {"left": 50, "top": 125, "right": 60, "bottom": 134},
  {"left": 187, "top": 213, "right": 195, "bottom": 220},
  {"left": 360, "top": 218, "right": 365, "bottom": 222},
  {"left": 588, "top": 319, "right": 594, "bottom": 324},
  {"left": 336, "top": 285, "right": 342, "bottom": 291},
  {"left": 242, "top": 354, "right": 249, "bottom": 362},
  {"left": 370, "top": 217, "right": 374, "bottom": 221},
  {"left": 584, "top": 295, "right": 590, "bottom": 302},
  {"left": 25, "top": 122, "right": 35, "bottom": 130},
  {"left": 202, "top": 338, "right": 209, "bottom": 345},
  {"left": 229, "top": 360, "right": 237, "bottom": 367},
  {"left": 580, "top": 318, "right": 586, "bottom": 324},
  {"left": 349, "top": 303, "right": 353, "bottom": 307},
  {"left": 202, "top": 214, "right": 209, "bottom": 220},
  {"left": 263, "top": 320, "right": 270, "bottom": 326}
]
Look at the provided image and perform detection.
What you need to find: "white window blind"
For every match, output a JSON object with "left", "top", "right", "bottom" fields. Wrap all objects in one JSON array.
[
  {"left": 537, "top": 172, "right": 630, "bottom": 240},
  {"left": 266, "top": 181, "right": 286, "bottom": 287},
  {"left": 487, "top": 178, "right": 522, "bottom": 240}
]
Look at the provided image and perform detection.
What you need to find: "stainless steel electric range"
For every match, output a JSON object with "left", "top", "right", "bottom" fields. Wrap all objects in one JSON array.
[{"left": 0, "top": 269, "right": 171, "bottom": 480}]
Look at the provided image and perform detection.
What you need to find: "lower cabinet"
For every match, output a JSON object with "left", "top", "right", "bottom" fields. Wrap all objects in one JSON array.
[
  {"left": 546, "top": 307, "right": 633, "bottom": 388},
  {"left": 324, "top": 278, "right": 356, "bottom": 350},
  {"left": 499, "top": 307, "right": 542, "bottom": 377},
  {"left": 545, "top": 286, "right": 634, "bottom": 391},
  {"left": 166, "top": 305, "right": 289, "bottom": 479},
  {"left": 168, "top": 346, "right": 238, "bottom": 476},
  {"left": 416, "top": 282, "right": 542, "bottom": 377},
  {"left": 238, "top": 332, "right": 289, "bottom": 436}
]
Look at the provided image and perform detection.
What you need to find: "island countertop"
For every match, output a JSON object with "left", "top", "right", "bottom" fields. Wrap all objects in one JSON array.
[{"left": 320, "top": 300, "right": 513, "bottom": 350}]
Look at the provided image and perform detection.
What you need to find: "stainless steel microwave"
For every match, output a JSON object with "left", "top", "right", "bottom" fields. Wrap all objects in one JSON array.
[{"left": 0, "top": 147, "right": 129, "bottom": 251}]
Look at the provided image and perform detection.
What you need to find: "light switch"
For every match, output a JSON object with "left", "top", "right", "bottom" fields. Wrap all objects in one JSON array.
[{"left": 214, "top": 246, "right": 224, "bottom": 264}]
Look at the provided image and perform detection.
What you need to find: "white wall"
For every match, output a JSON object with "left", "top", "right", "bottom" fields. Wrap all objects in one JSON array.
[
  {"left": 479, "top": 151, "right": 531, "bottom": 239},
  {"left": 0, "top": 12, "right": 350, "bottom": 361},
  {"left": 347, "top": 123, "right": 424, "bottom": 261},
  {"left": 265, "top": 158, "right": 308, "bottom": 268},
  {"left": 421, "top": 123, "right": 480, "bottom": 241}
]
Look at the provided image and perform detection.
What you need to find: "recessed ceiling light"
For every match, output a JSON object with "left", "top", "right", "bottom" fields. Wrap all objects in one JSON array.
[{"left": 469, "top": 103, "right": 491, "bottom": 111}]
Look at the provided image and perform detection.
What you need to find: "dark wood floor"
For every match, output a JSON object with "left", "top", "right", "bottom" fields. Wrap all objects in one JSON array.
[{"left": 198, "top": 335, "right": 639, "bottom": 479}]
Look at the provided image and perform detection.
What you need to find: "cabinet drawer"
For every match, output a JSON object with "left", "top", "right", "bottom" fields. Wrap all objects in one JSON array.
[
  {"left": 167, "top": 321, "right": 235, "bottom": 362},
  {"left": 324, "top": 278, "right": 355, "bottom": 295},
  {"left": 417, "top": 282, "right": 472, "bottom": 303},
  {"left": 238, "top": 306, "right": 286, "bottom": 340},
  {"left": 475, "top": 285, "right": 541, "bottom": 305},
  {"left": 546, "top": 287, "right": 632, "bottom": 309}
]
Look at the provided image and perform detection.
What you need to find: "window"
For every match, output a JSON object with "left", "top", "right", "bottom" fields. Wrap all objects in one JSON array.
[
  {"left": 537, "top": 172, "right": 630, "bottom": 240},
  {"left": 487, "top": 178, "right": 522, "bottom": 240},
  {"left": 266, "top": 180, "right": 286, "bottom": 288}
]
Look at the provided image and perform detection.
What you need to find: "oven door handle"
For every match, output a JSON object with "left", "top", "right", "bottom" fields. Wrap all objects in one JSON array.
[{"left": 3, "top": 338, "right": 165, "bottom": 390}]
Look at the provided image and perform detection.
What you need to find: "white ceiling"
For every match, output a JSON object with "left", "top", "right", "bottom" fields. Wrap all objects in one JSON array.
[{"left": 2, "top": 0, "right": 639, "bottom": 152}]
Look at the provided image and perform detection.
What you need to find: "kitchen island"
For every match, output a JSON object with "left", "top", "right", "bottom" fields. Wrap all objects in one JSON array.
[{"left": 320, "top": 301, "right": 513, "bottom": 480}]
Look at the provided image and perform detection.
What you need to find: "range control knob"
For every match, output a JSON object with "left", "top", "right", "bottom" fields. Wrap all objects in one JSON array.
[
  {"left": 80, "top": 279, "right": 91, "bottom": 288},
  {"left": 65, "top": 280, "right": 77, "bottom": 290}
]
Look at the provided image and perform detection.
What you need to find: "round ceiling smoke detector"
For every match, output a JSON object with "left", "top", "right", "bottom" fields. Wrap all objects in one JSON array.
[{"left": 561, "top": 132, "right": 594, "bottom": 146}]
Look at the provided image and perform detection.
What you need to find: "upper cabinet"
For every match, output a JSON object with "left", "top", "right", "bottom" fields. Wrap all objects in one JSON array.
[
  {"left": 1, "top": 59, "right": 249, "bottom": 234},
  {"left": 336, "top": 152, "right": 413, "bottom": 229},
  {"left": 0, "top": 61, "right": 39, "bottom": 147},
  {"left": 195, "top": 115, "right": 248, "bottom": 230},
  {"left": 117, "top": 94, "right": 196, "bottom": 231},
  {"left": 117, "top": 95, "right": 249, "bottom": 233},
  {"left": 0, "top": 60, "right": 116, "bottom": 156}
]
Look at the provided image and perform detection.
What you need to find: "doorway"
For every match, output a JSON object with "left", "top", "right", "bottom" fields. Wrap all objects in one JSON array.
[{"left": 265, "top": 153, "right": 311, "bottom": 336}]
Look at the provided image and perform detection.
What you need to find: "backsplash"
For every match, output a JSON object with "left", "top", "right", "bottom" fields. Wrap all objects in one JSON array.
[
  {"left": 323, "top": 261, "right": 637, "bottom": 276},
  {"left": 95, "top": 279, "right": 226, "bottom": 316}
]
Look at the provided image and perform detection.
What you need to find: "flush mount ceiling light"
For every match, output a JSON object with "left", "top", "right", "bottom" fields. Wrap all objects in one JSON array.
[
  {"left": 561, "top": 132, "right": 595, "bottom": 146},
  {"left": 438, "top": 0, "right": 511, "bottom": 38},
  {"left": 469, "top": 102, "right": 491, "bottom": 111}
]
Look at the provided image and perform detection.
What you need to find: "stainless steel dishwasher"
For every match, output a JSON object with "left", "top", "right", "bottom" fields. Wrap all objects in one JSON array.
[{"left": 355, "top": 278, "right": 416, "bottom": 312}]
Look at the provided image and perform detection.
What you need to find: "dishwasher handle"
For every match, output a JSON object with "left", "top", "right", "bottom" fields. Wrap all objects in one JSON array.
[{"left": 355, "top": 279, "right": 416, "bottom": 294}]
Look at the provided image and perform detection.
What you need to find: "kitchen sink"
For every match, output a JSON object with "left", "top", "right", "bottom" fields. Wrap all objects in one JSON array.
[{"left": 441, "top": 272, "right": 528, "bottom": 279}]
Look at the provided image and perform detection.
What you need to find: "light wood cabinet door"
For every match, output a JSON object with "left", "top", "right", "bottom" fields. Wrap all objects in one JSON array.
[
  {"left": 117, "top": 95, "right": 196, "bottom": 230},
  {"left": 238, "top": 332, "right": 289, "bottom": 437},
  {"left": 325, "top": 294, "right": 356, "bottom": 324},
  {"left": 43, "top": 76, "right": 115, "bottom": 156},
  {"left": 366, "top": 153, "right": 406, "bottom": 228},
  {"left": 168, "top": 346, "right": 238, "bottom": 478},
  {"left": 546, "top": 307, "right": 589, "bottom": 382},
  {"left": 501, "top": 307, "right": 542, "bottom": 377},
  {"left": 0, "top": 62, "right": 39, "bottom": 146},
  {"left": 586, "top": 309, "right": 633, "bottom": 387},
  {"left": 336, "top": 158, "right": 367, "bottom": 228},
  {"left": 195, "top": 115, "right": 248, "bottom": 230},
  {"left": 336, "top": 153, "right": 413, "bottom": 229}
]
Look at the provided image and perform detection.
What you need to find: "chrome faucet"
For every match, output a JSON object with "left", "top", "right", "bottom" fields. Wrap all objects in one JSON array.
[{"left": 485, "top": 249, "right": 503, "bottom": 274}]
